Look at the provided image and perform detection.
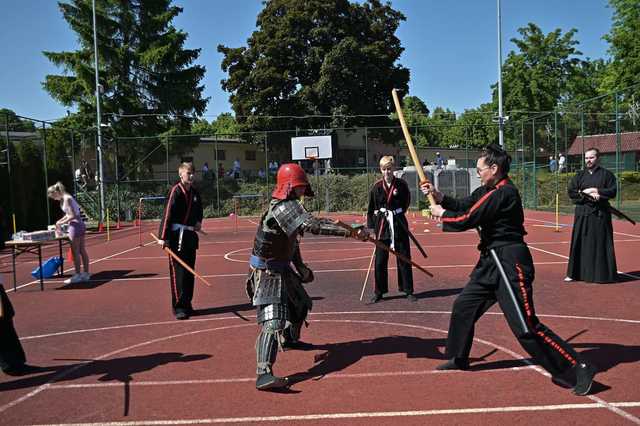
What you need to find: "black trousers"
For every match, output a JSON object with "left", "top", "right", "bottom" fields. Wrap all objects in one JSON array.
[
  {"left": 0, "top": 319, "right": 26, "bottom": 371},
  {"left": 374, "top": 232, "right": 414, "bottom": 296},
  {"left": 445, "top": 243, "right": 581, "bottom": 376},
  {"left": 168, "top": 239, "right": 197, "bottom": 314},
  {"left": 0, "top": 286, "right": 26, "bottom": 371}
]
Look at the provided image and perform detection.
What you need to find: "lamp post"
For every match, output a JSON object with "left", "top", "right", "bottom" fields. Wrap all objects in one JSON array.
[
  {"left": 496, "top": 0, "right": 507, "bottom": 147},
  {"left": 92, "top": 0, "right": 106, "bottom": 226}
]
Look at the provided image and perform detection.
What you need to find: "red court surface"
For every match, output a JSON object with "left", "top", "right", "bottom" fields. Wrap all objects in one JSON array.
[{"left": 1, "top": 210, "right": 639, "bottom": 425}]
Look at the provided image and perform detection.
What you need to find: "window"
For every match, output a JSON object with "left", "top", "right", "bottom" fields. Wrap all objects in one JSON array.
[
  {"left": 216, "top": 149, "right": 226, "bottom": 161},
  {"left": 245, "top": 150, "right": 256, "bottom": 161}
]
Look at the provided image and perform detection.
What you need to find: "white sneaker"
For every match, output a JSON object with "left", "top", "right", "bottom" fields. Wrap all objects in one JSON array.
[
  {"left": 564, "top": 276, "right": 573, "bottom": 282},
  {"left": 64, "top": 274, "right": 83, "bottom": 284},
  {"left": 81, "top": 272, "right": 91, "bottom": 282}
]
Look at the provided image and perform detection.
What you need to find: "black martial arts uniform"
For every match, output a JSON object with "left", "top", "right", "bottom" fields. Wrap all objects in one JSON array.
[
  {"left": 439, "top": 178, "right": 586, "bottom": 378},
  {"left": 158, "top": 182, "right": 203, "bottom": 317},
  {"left": 0, "top": 284, "right": 26, "bottom": 374},
  {"left": 367, "top": 177, "right": 414, "bottom": 297},
  {"left": 567, "top": 166, "right": 618, "bottom": 283}
]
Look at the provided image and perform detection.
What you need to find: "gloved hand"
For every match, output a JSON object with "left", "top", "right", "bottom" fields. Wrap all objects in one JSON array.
[{"left": 353, "top": 228, "right": 370, "bottom": 241}]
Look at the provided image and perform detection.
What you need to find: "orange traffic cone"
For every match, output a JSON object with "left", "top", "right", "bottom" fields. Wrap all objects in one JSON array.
[
  {"left": 98, "top": 222, "right": 104, "bottom": 233},
  {"left": 67, "top": 248, "right": 74, "bottom": 263}
]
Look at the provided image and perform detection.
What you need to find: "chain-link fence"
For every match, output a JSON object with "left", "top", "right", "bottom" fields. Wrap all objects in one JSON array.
[
  {"left": 508, "top": 83, "right": 640, "bottom": 220},
  {"left": 3, "top": 85, "right": 640, "bottom": 235}
]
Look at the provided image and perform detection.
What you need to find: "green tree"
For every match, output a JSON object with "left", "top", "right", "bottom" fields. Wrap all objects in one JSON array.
[
  {"left": 43, "top": 0, "right": 208, "bottom": 177},
  {"left": 499, "top": 24, "right": 584, "bottom": 116},
  {"left": 496, "top": 23, "right": 586, "bottom": 150},
  {"left": 0, "top": 108, "right": 36, "bottom": 132},
  {"left": 218, "top": 0, "right": 410, "bottom": 136},
  {"left": 602, "top": 0, "right": 640, "bottom": 92}
]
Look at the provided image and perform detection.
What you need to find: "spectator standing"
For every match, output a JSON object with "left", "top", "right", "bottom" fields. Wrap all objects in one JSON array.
[
  {"left": 233, "top": 158, "right": 241, "bottom": 179},
  {"left": 565, "top": 148, "right": 618, "bottom": 283},
  {"left": 435, "top": 152, "right": 444, "bottom": 170},
  {"left": 558, "top": 153, "right": 566, "bottom": 173},
  {"left": 47, "top": 182, "right": 90, "bottom": 284}
]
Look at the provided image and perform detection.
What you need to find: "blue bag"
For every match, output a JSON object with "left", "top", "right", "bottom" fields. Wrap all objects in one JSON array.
[{"left": 31, "top": 256, "right": 63, "bottom": 279}]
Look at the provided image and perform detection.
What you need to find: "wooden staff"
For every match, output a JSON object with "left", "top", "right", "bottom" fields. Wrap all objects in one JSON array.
[
  {"left": 360, "top": 246, "right": 376, "bottom": 301},
  {"left": 334, "top": 221, "right": 433, "bottom": 277},
  {"left": 149, "top": 233, "right": 212, "bottom": 287},
  {"left": 391, "top": 88, "right": 437, "bottom": 206}
]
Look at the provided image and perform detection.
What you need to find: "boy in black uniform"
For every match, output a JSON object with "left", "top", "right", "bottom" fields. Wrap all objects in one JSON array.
[
  {"left": 565, "top": 148, "right": 618, "bottom": 283},
  {"left": 158, "top": 163, "right": 203, "bottom": 320},
  {"left": 366, "top": 156, "right": 415, "bottom": 303},
  {"left": 421, "top": 144, "right": 596, "bottom": 396}
]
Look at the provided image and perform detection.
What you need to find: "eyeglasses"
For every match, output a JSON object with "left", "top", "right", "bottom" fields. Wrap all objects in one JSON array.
[{"left": 476, "top": 166, "right": 490, "bottom": 174}]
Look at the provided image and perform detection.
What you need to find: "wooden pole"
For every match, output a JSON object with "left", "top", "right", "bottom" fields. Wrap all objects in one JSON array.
[
  {"left": 149, "top": 233, "right": 212, "bottom": 287},
  {"left": 391, "top": 89, "right": 437, "bottom": 206}
]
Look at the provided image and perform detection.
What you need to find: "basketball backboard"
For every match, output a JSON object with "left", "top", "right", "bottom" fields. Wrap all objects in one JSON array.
[{"left": 291, "top": 136, "right": 332, "bottom": 160}]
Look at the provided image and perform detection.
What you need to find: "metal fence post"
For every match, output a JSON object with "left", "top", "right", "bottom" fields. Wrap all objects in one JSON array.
[
  {"left": 532, "top": 118, "right": 537, "bottom": 209},
  {"left": 42, "top": 122, "right": 51, "bottom": 225},
  {"left": 4, "top": 113, "right": 16, "bottom": 233},
  {"left": 71, "top": 131, "right": 77, "bottom": 198},
  {"left": 615, "top": 92, "right": 621, "bottom": 209},
  {"left": 214, "top": 136, "right": 220, "bottom": 215}
]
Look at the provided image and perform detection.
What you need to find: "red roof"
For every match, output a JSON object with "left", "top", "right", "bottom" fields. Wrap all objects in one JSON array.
[{"left": 569, "top": 132, "right": 640, "bottom": 155}]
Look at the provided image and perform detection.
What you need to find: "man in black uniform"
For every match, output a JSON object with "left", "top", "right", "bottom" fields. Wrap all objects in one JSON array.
[
  {"left": 0, "top": 276, "right": 27, "bottom": 375},
  {"left": 565, "top": 148, "right": 618, "bottom": 283},
  {"left": 247, "top": 163, "right": 368, "bottom": 390},
  {"left": 158, "top": 162, "right": 203, "bottom": 320},
  {"left": 421, "top": 144, "right": 595, "bottom": 396},
  {"left": 367, "top": 156, "right": 415, "bottom": 303}
]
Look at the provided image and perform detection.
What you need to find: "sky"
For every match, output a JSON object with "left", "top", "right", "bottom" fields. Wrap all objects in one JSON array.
[{"left": 0, "top": 0, "right": 614, "bottom": 123}]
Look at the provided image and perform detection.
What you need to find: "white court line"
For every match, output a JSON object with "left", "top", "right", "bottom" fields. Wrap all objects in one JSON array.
[
  {"left": 56, "top": 239, "right": 638, "bottom": 265},
  {"left": 28, "top": 402, "right": 640, "bottom": 426},
  {"left": 49, "top": 366, "right": 535, "bottom": 389},
  {"left": 526, "top": 217, "right": 640, "bottom": 239},
  {"left": 0, "top": 323, "right": 253, "bottom": 415},
  {"left": 21, "top": 309, "right": 640, "bottom": 342},
  {"left": 15, "top": 318, "right": 639, "bottom": 424},
  {"left": 31, "top": 260, "right": 571, "bottom": 286},
  {"left": 528, "top": 244, "right": 640, "bottom": 281},
  {"left": 8, "top": 240, "right": 156, "bottom": 292}
]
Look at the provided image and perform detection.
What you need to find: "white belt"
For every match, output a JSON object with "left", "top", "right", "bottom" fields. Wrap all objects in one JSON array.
[
  {"left": 171, "top": 224, "right": 195, "bottom": 251},
  {"left": 375, "top": 208, "right": 403, "bottom": 250}
]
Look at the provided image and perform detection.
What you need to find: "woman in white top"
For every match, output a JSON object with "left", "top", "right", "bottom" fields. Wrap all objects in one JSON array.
[{"left": 47, "top": 182, "right": 90, "bottom": 284}]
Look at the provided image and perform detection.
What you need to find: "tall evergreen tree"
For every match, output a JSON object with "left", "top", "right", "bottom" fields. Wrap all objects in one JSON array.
[{"left": 43, "top": 0, "right": 208, "bottom": 177}]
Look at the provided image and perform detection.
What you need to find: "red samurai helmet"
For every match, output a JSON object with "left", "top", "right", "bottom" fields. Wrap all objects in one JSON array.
[{"left": 272, "top": 163, "right": 314, "bottom": 200}]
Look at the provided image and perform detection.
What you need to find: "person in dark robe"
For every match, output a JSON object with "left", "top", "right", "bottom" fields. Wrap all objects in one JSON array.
[
  {"left": 0, "top": 277, "right": 27, "bottom": 375},
  {"left": 565, "top": 147, "right": 618, "bottom": 283}
]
